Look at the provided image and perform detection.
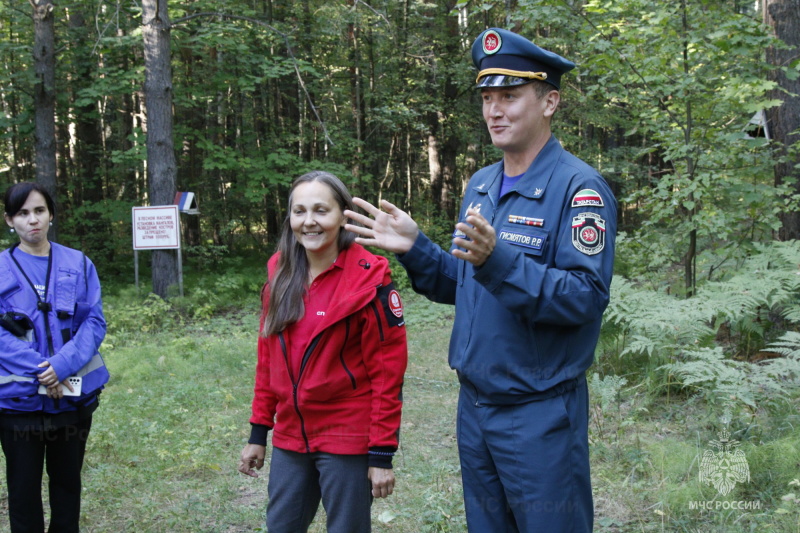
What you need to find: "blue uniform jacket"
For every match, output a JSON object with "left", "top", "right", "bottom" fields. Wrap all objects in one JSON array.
[
  {"left": 399, "top": 135, "right": 616, "bottom": 404},
  {"left": 0, "top": 242, "right": 109, "bottom": 413}
]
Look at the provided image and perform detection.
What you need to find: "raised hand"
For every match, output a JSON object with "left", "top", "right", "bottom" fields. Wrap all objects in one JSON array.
[{"left": 344, "top": 198, "right": 419, "bottom": 254}]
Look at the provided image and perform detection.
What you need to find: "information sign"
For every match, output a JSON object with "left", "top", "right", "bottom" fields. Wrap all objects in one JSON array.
[{"left": 132, "top": 206, "right": 181, "bottom": 250}]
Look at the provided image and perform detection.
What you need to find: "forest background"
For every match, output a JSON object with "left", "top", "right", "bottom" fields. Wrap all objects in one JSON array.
[{"left": 2, "top": 0, "right": 800, "bottom": 531}]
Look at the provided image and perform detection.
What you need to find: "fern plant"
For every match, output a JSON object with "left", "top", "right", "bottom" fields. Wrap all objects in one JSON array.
[
  {"left": 600, "top": 241, "right": 800, "bottom": 413},
  {"left": 661, "top": 335, "right": 800, "bottom": 413},
  {"left": 602, "top": 277, "right": 717, "bottom": 363},
  {"left": 589, "top": 372, "right": 629, "bottom": 441}
]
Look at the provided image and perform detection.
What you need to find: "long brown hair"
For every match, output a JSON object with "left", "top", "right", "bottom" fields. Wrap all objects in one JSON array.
[{"left": 262, "top": 171, "right": 356, "bottom": 337}]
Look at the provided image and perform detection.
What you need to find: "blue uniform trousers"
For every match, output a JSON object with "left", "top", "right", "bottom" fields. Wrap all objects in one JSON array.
[{"left": 456, "top": 376, "right": 592, "bottom": 532}]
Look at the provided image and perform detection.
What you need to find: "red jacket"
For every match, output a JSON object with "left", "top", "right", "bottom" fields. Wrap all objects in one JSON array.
[{"left": 249, "top": 244, "right": 407, "bottom": 465}]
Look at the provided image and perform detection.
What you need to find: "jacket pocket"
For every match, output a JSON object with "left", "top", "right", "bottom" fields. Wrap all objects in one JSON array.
[{"left": 55, "top": 268, "right": 80, "bottom": 316}]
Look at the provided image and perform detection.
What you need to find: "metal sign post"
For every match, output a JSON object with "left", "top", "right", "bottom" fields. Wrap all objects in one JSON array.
[{"left": 132, "top": 205, "right": 183, "bottom": 297}]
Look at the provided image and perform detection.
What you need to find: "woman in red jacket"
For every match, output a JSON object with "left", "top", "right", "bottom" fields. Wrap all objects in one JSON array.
[{"left": 238, "top": 171, "right": 407, "bottom": 533}]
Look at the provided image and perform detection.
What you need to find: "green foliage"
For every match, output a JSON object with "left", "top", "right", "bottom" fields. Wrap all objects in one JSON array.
[
  {"left": 604, "top": 276, "right": 717, "bottom": 361},
  {"left": 519, "top": 0, "right": 783, "bottom": 293},
  {"left": 104, "top": 292, "right": 178, "bottom": 347},
  {"left": 775, "top": 479, "right": 800, "bottom": 527},
  {"left": 603, "top": 241, "right": 800, "bottom": 415},
  {"left": 591, "top": 372, "right": 629, "bottom": 413},
  {"left": 103, "top": 257, "right": 265, "bottom": 350},
  {"left": 660, "top": 346, "right": 795, "bottom": 411},
  {"left": 589, "top": 372, "right": 634, "bottom": 446},
  {"left": 182, "top": 244, "right": 230, "bottom": 270}
]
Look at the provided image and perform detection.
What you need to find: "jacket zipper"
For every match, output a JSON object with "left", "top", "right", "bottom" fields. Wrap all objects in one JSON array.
[
  {"left": 280, "top": 332, "right": 322, "bottom": 453},
  {"left": 368, "top": 300, "right": 385, "bottom": 342},
  {"left": 338, "top": 317, "right": 356, "bottom": 389}
]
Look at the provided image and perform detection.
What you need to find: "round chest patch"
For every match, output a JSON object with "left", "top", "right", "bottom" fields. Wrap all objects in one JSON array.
[
  {"left": 388, "top": 290, "right": 403, "bottom": 318},
  {"left": 483, "top": 30, "right": 502, "bottom": 55}
]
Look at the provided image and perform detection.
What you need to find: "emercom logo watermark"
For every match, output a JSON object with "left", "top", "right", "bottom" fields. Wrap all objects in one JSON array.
[
  {"left": 700, "top": 428, "right": 750, "bottom": 496},
  {"left": 689, "top": 427, "right": 762, "bottom": 511}
]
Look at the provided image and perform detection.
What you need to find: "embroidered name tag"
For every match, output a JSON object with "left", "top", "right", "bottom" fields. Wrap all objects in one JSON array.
[{"left": 498, "top": 230, "right": 545, "bottom": 251}]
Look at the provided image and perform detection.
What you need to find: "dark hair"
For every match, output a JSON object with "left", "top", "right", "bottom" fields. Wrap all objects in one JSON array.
[
  {"left": 262, "top": 171, "right": 356, "bottom": 337},
  {"left": 529, "top": 79, "right": 556, "bottom": 99},
  {"left": 3, "top": 182, "right": 56, "bottom": 218}
]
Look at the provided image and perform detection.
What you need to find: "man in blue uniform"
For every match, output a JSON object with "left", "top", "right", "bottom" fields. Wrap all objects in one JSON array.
[{"left": 345, "top": 27, "right": 616, "bottom": 532}]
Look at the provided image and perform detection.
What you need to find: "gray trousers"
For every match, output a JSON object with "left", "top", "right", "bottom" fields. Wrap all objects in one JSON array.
[{"left": 266, "top": 447, "right": 372, "bottom": 533}]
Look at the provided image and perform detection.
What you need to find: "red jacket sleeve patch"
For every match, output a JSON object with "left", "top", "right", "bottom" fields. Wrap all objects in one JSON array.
[
  {"left": 388, "top": 290, "right": 403, "bottom": 318},
  {"left": 377, "top": 284, "right": 404, "bottom": 327}
]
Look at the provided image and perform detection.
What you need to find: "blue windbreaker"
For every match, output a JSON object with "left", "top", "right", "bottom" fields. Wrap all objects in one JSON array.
[
  {"left": 399, "top": 135, "right": 616, "bottom": 404},
  {"left": 0, "top": 242, "right": 109, "bottom": 413}
]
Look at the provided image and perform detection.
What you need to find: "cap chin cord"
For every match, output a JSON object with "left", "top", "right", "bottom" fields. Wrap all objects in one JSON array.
[{"left": 476, "top": 68, "right": 548, "bottom": 84}]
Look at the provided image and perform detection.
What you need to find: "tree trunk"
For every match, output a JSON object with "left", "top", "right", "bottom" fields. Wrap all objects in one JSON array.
[
  {"left": 764, "top": 0, "right": 800, "bottom": 240},
  {"left": 31, "top": 0, "right": 58, "bottom": 241},
  {"left": 68, "top": 7, "right": 110, "bottom": 259},
  {"left": 427, "top": 4, "right": 461, "bottom": 222},
  {"left": 347, "top": 11, "right": 364, "bottom": 180},
  {"left": 682, "top": 0, "right": 696, "bottom": 297},
  {"left": 142, "top": 0, "right": 179, "bottom": 298}
]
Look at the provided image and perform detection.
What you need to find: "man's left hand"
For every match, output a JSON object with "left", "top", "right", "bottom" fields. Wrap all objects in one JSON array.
[{"left": 452, "top": 208, "right": 496, "bottom": 267}]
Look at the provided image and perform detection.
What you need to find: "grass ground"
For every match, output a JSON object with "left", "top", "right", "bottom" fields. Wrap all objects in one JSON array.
[{"left": 0, "top": 294, "right": 798, "bottom": 532}]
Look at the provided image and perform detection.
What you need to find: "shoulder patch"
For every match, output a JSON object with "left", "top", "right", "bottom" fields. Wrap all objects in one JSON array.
[
  {"left": 571, "top": 213, "right": 606, "bottom": 255},
  {"left": 571, "top": 189, "right": 604, "bottom": 208},
  {"left": 388, "top": 290, "right": 403, "bottom": 318},
  {"left": 377, "top": 284, "right": 404, "bottom": 327}
]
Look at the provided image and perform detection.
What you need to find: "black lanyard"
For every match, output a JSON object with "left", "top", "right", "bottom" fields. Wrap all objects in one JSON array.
[{"left": 9, "top": 243, "right": 55, "bottom": 357}]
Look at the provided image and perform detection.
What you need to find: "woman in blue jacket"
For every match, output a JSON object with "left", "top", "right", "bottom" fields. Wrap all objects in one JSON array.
[{"left": 0, "top": 182, "right": 109, "bottom": 533}]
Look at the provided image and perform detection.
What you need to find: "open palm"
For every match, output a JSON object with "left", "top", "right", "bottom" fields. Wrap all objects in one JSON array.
[{"left": 344, "top": 198, "right": 419, "bottom": 254}]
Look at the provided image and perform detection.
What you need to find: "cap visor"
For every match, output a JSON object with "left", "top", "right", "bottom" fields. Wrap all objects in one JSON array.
[{"left": 475, "top": 75, "right": 533, "bottom": 88}]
